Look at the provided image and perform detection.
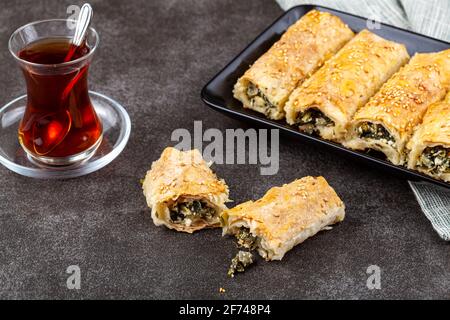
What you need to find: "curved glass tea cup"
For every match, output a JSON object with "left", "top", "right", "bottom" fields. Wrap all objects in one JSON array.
[{"left": 9, "top": 19, "right": 102, "bottom": 166}]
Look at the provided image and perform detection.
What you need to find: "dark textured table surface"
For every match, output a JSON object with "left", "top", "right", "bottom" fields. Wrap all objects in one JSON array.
[{"left": 0, "top": 0, "right": 448, "bottom": 300}]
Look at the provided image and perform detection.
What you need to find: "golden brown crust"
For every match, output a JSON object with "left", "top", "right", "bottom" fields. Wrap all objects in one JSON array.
[
  {"left": 410, "top": 92, "right": 450, "bottom": 149},
  {"left": 233, "top": 10, "right": 354, "bottom": 120},
  {"left": 284, "top": 30, "right": 409, "bottom": 141},
  {"left": 345, "top": 49, "right": 450, "bottom": 164},
  {"left": 143, "top": 147, "right": 229, "bottom": 233},
  {"left": 407, "top": 92, "right": 450, "bottom": 181},
  {"left": 222, "top": 177, "right": 345, "bottom": 260}
]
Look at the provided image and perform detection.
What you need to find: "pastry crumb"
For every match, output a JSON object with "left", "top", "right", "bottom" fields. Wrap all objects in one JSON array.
[
  {"left": 228, "top": 251, "right": 254, "bottom": 278},
  {"left": 219, "top": 287, "right": 226, "bottom": 294}
]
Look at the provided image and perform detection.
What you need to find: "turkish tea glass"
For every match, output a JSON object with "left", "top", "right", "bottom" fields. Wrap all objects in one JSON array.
[{"left": 9, "top": 19, "right": 102, "bottom": 166}]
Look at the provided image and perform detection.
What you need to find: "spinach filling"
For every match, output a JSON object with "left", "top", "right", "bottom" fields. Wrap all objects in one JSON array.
[
  {"left": 247, "top": 82, "right": 276, "bottom": 112},
  {"left": 296, "top": 108, "right": 334, "bottom": 134},
  {"left": 418, "top": 146, "right": 450, "bottom": 174},
  {"left": 227, "top": 251, "right": 254, "bottom": 278},
  {"left": 227, "top": 227, "right": 257, "bottom": 277},
  {"left": 169, "top": 200, "right": 215, "bottom": 225},
  {"left": 235, "top": 227, "right": 258, "bottom": 250},
  {"left": 357, "top": 122, "right": 395, "bottom": 146}
]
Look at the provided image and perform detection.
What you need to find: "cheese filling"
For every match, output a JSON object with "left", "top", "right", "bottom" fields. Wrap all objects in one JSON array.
[
  {"left": 357, "top": 122, "right": 396, "bottom": 146},
  {"left": 417, "top": 146, "right": 450, "bottom": 174},
  {"left": 169, "top": 200, "right": 216, "bottom": 226}
]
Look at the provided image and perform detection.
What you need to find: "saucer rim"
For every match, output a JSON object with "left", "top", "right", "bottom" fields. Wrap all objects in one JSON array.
[{"left": 0, "top": 91, "right": 131, "bottom": 179}]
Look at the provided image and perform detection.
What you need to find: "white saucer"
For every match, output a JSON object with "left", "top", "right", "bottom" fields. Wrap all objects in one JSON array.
[{"left": 0, "top": 91, "right": 131, "bottom": 179}]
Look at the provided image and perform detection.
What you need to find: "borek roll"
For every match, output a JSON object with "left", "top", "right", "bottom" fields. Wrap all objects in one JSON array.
[
  {"left": 143, "top": 147, "right": 229, "bottom": 233},
  {"left": 233, "top": 10, "right": 354, "bottom": 120},
  {"left": 221, "top": 176, "right": 345, "bottom": 261},
  {"left": 407, "top": 92, "right": 450, "bottom": 182},
  {"left": 284, "top": 29, "right": 409, "bottom": 142},
  {"left": 344, "top": 49, "right": 450, "bottom": 165}
]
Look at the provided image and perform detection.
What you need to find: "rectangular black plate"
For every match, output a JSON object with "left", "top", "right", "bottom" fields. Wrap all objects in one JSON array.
[{"left": 201, "top": 5, "right": 450, "bottom": 189}]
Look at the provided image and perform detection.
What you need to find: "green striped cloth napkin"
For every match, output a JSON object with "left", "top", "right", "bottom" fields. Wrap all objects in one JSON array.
[{"left": 276, "top": 0, "right": 450, "bottom": 240}]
